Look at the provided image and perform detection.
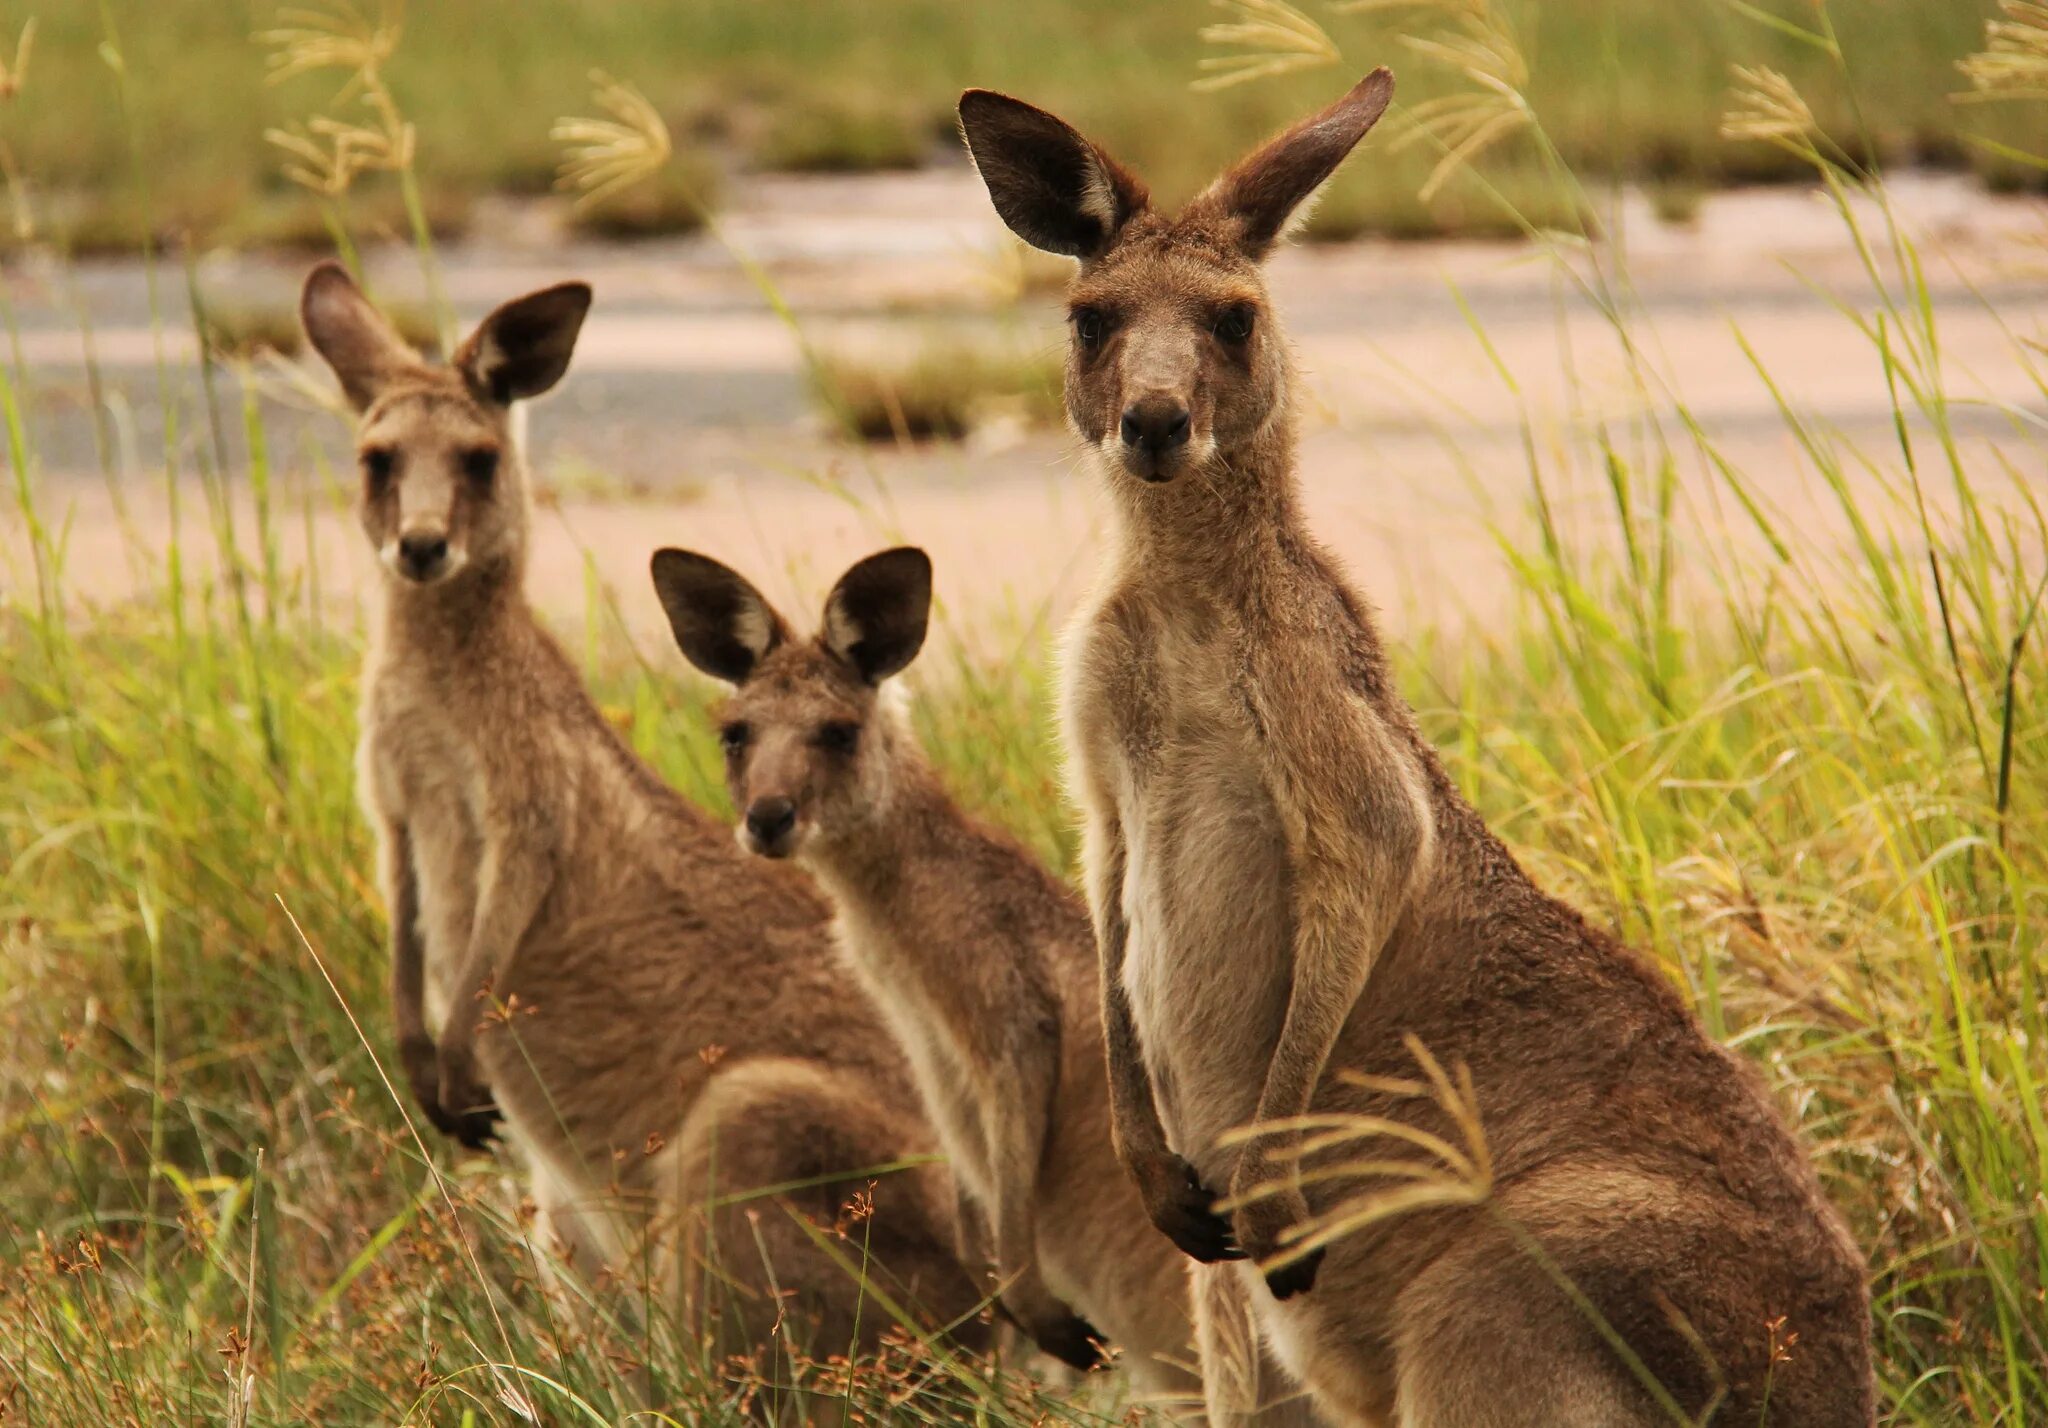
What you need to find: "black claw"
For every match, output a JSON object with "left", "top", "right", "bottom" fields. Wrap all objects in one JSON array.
[
  {"left": 1263, "top": 1245, "right": 1325, "bottom": 1301},
  {"left": 1156, "top": 1161, "right": 1246, "bottom": 1263},
  {"left": 432, "top": 1096, "right": 503, "bottom": 1150},
  {"left": 1035, "top": 1312, "right": 1110, "bottom": 1372}
]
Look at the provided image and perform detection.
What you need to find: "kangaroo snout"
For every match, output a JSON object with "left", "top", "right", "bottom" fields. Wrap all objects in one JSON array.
[
  {"left": 1121, "top": 399, "right": 1191, "bottom": 451},
  {"left": 743, "top": 795, "right": 800, "bottom": 857},
  {"left": 396, "top": 529, "right": 452, "bottom": 582},
  {"left": 1119, "top": 396, "right": 1192, "bottom": 481}
]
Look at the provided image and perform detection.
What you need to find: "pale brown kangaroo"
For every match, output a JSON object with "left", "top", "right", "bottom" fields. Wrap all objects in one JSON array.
[
  {"left": 300, "top": 261, "right": 989, "bottom": 1376},
  {"left": 960, "top": 74, "right": 1874, "bottom": 1426},
  {"left": 649, "top": 545, "right": 1323, "bottom": 1425}
]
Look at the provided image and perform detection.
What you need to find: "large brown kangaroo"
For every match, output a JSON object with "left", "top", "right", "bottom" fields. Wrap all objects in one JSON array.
[
  {"left": 959, "top": 72, "right": 1874, "bottom": 1426},
  {"left": 300, "top": 261, "right": 988, "bottom": 1384}
]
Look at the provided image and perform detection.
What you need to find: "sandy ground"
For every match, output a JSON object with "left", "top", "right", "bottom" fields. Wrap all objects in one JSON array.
[{"left": 4, "top": 167, "right": 2045, "bottom": 657}]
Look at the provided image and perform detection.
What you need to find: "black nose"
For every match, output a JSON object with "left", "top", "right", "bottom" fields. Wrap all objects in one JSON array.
[
  {"left": 1120, "top": 399, "right": 1191, "bottom": 453},
  {"left": 398, "top": 532, "right": 449, "bottom": 577},
  {"left": 745, "top": 797, "right": 798, "bottom": 850}
]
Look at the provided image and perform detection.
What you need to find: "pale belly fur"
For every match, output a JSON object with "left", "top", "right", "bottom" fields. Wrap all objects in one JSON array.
[
  {"left": 1118, "top": 729, "right": 1294, "bottom": 1188},
  {"left": 411, "top": 802, "right": 481, "bottom": 1034},
  {"left": 361, "top": 704, "right": 482, "bottom": 1037}
]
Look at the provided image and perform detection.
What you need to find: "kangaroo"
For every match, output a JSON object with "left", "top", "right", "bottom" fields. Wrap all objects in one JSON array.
[
  {"left": 300, "top": 261, "right": 989, "bottom": 1379},
  {"left": 960, "top": 73, "right": 1874, "bottom": 1426},
  {"left": 649, "top": 544, "right": 1323, "bottom": 1425}
]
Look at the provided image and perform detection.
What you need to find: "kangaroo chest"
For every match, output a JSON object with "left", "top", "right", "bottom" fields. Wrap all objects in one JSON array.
[{"left": 1088, "top": 614, "right": 1295, "bottom": 1177}]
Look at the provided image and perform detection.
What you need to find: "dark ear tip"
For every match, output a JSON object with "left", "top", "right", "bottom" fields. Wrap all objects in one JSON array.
[
  {"left": 301, "top": 259, "right": 354, "bottom": 304},
  {"left": 650, "top": 547, "right": 713, "bottom": 584},
  {"left": 958, "top": 88, "right": 1047, "bottom": 133},
  {"left": 1355, "top": 68, "right": 1395, "bottom": 106},
  {"left": 869, "top": 545, "right": 933, "bottom": 587}
]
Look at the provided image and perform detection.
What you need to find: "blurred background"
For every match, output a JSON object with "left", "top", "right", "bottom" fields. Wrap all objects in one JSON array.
[{"left": 3, "top": 0, "right": 2043, "bottom": 638}]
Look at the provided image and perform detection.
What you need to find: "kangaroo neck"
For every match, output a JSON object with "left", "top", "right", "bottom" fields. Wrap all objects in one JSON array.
[
  {"left": 1110, "top": 405, "right": 1305, "bottom": 594},
  {"left": 376, "top": 552, "right": 528, "bottom": 666},
  {"left": 804, "top": 748, "right": 959, "bottom": 923}
]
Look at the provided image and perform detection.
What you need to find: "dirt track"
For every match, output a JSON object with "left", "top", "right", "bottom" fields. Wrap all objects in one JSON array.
[{"left": 4, "top": 167, "right": 2045, "bottom": 654}]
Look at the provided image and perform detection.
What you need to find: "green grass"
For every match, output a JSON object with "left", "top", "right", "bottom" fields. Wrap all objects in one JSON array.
[
  {"left": 3, "top": 3, "right": 2048, "bottom": 1423},
  {"left": 753, "top": 93, "right": 935, "bottom": 175},
  {"left": 2, "top": 0, "right": 2039, "bottom": 253},
  {"left": 811, "top": 335, "right": 1066, "bottom": 443}
]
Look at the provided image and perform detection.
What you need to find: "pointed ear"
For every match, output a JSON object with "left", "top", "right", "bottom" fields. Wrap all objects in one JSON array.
[
  {"left": 455, "top": 281, "right": 592, "bottom": 406},
  {"left": 300, "top": 260, "right": 422, "bottom": 411},
  {"left": 650, "top": 549, "right": 787, "bottom": 685},
  {"left": 1191, "top": 68, "right": 1394, "bottom": 259},
  {"left": 958, "top": 90, "right": 1148, "bottom": 260},
  {"left": 823, "top": 547, "right": 932, "bottom": 685}
]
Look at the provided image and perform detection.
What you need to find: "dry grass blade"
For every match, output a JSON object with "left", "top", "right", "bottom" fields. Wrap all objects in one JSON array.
[
  {"left": 1720, "top": 65, "right": 1818, "bottom": 146},
  {"left": 1217, "top": 1035, "right": 1494, "bottom": 1272},
  {"left": 257, "top": 0, "right": 415, "bottom": 199},
  {"left": 1195, "top": 0, "right": 1340, "bottom": 92},
  {"left": 255, "top": 0, "right": 403, "bottom": 93},
  {"left": 1957, "top": 1, "right": 2048, "bottom": 101},
  {"left": 0, "top": 18, "right": 33, "bottom": 102},
  {"left": 263, "top": 113, "right": 414, "bottom": 197},
  {"left": 1331, "top": 0, "right": 1490, "bottom": 17},
  {"left": 552, "top": 71, "right": 675, "bottom": 211},
  {"left": 1348, "top": 0, "right": 1533, "bottom": 201}
]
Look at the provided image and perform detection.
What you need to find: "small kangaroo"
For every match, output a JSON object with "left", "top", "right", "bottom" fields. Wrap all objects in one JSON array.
[
  {"left": 961, "top": 73, "right": 1874, "bottom": 1426},
  {"left": 300, "top": 262, "right": 989, "bottom": 1372},
  {"left": 650, "top": 544, "right": 1321, "bottom": 1427}
]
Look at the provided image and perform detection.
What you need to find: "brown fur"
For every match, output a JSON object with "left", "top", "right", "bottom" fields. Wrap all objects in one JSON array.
[
  {"left": 652, "top": 547, "right": 1325, "bottom": 1426},
  {"left": 300, "top": 262, "right": 989, "bottom": 1379},
  {"left": 960, "top": 74, "right": 1874, "bottom": 1427}
]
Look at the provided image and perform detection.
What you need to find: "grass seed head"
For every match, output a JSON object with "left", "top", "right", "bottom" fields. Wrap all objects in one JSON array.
[
  {"left": 553, "top": 70, "right": 675, "bottom": 211},
  {"left": 1195, "top": 0, "right": 1342, "bottom": 92},
  {"left": 1957, "top": 1, "right": 2048, "bottom": 100}
]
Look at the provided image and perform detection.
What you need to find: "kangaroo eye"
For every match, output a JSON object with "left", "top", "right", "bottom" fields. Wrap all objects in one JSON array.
[
  {"left": 816, "top": 721, "right": 861, "bottom": 756},
  {"left": 1071, "top": 307, "right": 1109, "bottom": 353},
  {"left": 1213, "top": 306, "right": 1255, "bottom": 345},
  {"left": 462, "top": 447, "right": 500, "bottom": 488},
  {"left": 362, "top": 446, "right": 397, "bottom": 490},
  {"left": 719, "top": 722, "right": 751, "bottom": 755}
]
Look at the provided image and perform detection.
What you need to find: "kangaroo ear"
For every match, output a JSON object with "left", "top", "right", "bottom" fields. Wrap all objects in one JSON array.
[
  {"left": 455, "top": 281, "right": 592, "bottom": 406},
  {"left": 300, "top": 260, "right": 423, "bottom": 411},
  {"left": 823, "top": 547, "right": 932, "bottom": 685},
  {"left": 959, "top": 90, "right": 1148, "bottom": 259},
  {"left": 651, "top": 549, "right": 787, "bottom": 685},
  {"left": 1191, "top": 69, "right": 1394, "bottom": 259}
]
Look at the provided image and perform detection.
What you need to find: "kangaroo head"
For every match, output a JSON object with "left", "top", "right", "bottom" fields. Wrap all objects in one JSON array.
[
  {"left": 651, "top": 546, "right": 932, "bottom": 860},
  {"left": 300, "top": 261, "right": 590, "bottom": 588},
  {"left": 959, "top": 71, "right": 1392, "bottom": 488}
]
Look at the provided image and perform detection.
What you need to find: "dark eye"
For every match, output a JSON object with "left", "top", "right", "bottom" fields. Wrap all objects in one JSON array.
[
  {"left": 1071, "top": 307, "right": 1108, "bottom": 353},
  {"left": 719, "top": 722, "right": 750, "bottom": 755},
  {"left": 362, "top": 446, "right": 396, "bottom": 490},
  {"left": 1213, "top": 305, "right": 1255, "bottom": 345},
  {"left": 462, "top": 447, "right": 500, "bottom": 488},
  {"left": 816, "top": 721, "right": 861, "bottom": 756}
]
